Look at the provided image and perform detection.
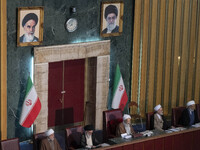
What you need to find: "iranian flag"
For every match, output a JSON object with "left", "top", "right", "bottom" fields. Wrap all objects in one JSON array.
[
  {"left": 19, "top": 76, "right": 41, "bottom": 128},
  {"left": 111, "top": 64, "right": 128, "bottom": 111}
]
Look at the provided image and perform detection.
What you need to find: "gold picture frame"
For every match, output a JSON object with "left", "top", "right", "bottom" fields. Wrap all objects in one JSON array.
[
  {"left": 17, "top": 7, "right": 44, "bottom": 47},
  {"left": 100, "top": 1, "right": 124, "bottom": 37}
]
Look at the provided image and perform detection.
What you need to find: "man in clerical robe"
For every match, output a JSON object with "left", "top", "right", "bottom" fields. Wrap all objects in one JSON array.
[
  {"left": 81, "top": 125, "right": 100, "bottom": 149},
  {"left": 151, "top": 104, "right": 171, "bottom": 131},
  {"left": 116, "top": 114, "right": 135, "bottom": 137},
  {"left": 179, "top": 100, "right": 199, "bottom": 127},
  {"left": 40, "top": 129, "right": 62, "bottom": 150}
]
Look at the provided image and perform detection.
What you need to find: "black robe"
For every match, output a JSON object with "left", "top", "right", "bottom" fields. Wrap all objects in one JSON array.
[
  {"left": 80, "top": 132, "right": 99, "bottom": 148},
  {"left": 179, "top": 109, "right": 199, "bottom": 127},
  {"left": 102, "top": 26, "right": 119, "bottom": 34}
]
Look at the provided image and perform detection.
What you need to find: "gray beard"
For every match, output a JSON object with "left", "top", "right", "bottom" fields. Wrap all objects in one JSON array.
[
  {"left": 107, "top": 22, "right": 116, "bottom": 32},
  {"left": 24, "top": 33, "right": 34, "bottom": 42}
]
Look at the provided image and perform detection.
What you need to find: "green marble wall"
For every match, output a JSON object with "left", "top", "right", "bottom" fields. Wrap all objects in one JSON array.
[{"left": 7, "top": 0, "right": 134, "bottom": 140}]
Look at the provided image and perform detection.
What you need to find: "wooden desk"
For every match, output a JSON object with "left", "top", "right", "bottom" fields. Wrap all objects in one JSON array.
[{"left": 98, "top": 127, "right": 200, "bottom": 150}]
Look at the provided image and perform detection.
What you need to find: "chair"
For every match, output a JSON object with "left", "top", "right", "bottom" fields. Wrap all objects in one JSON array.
[
  {"left": 65, "top": 126, "right": 83, "bottom": 150},
  {"left": 33, "top": 132, "right": 45, "bottom": 150},
  {"left": 103, "top": 109, "right": 123, "bottom": 142},
  {"left": 171, "top": 106, "right": 186, "bottom": 127},
  {"left": 195, "top": 104, "right": 200, "bottom": 120},
  {"left": 0, "top": 138, "right": 20, "bottom": 150},
  {"left": 145, "top": 112, "right": 154, "bottom": 130}
]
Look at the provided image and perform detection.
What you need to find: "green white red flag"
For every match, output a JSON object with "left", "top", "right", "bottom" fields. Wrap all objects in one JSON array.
[
  {"left": 111, "top": 64, "right": 128, "bottom": 111},
  {"left": 19, "top": 76, "right": 41, "bottom": 128}
]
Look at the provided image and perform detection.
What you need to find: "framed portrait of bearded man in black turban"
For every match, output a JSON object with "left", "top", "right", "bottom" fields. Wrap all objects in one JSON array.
[
  {"left": 17, "top": 7, "right": 44, "bottom": 47},
  {"left": 100, "top": 1, "right": 124, "bottom": 37}
]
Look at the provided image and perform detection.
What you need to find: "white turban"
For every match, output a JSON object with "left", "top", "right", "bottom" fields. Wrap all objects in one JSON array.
[
  {"left": 45, "top": 129, "right": 54, "bottom": 137},
  {"left": 123, "top": 114, "right": 131, "bottom": 121},
  {"left": 154, "top": 104, "right": 161, "bottom": 112},
  {"left": 187, "top": 100, "right": 195, "bottom": 107}
]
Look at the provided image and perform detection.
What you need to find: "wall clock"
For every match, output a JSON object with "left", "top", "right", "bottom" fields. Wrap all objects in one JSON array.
[{"left": 65, "top": 18, "right": 78, "bottom": 32}]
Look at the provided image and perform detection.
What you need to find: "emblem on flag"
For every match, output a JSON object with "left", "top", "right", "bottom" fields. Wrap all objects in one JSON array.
[
  {"left": 25, "top": 99, "right": 32, "bottom": 106},
  {"left": 119, "top": 85, "right": 123, "bottom": 91}
]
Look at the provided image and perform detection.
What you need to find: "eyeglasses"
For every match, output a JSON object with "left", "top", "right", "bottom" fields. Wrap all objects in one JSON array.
[{"left": 107, "top": 16, "right": 116, "bottom": 21}]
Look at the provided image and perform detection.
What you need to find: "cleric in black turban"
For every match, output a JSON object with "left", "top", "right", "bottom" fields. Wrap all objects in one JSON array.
[
  {"left": 104, "top": 5, "right": 118, "bottom": 19},
  {"left": 81, "top": 125, "right": 100, "bottom": 149},
  {"left": 22, "top": 13, "right": 38, "bottom": 27}
]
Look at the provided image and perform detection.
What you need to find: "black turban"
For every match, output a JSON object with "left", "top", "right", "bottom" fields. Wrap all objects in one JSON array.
[
  {"left": 104, "top": 5, "right": 118, "bottom": 19},
  {"left": 84, "top": 125, "right": 94, "bottom": 131},
  {"left": 22, "top": 13, "right": 38, "bottom": 27}
]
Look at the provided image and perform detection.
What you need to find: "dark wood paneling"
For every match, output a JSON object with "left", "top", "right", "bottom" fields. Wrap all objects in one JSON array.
[
  {"left": 144, "top": 140, "right": 154, "bottom": 150},
  {"left": 172, "top": 134, "right": 183, "bottom": 150},
  {"left": 133, "top": 143, "right": 143, "bottom": 150},
  {"left": 182, "top": 132, "right": 193, "bottom": 150},
  {"left": 111, "top": 147, "right": 123, "bottom": 150},
  {"left": 192, "top": 130, "right": 200, "bottom": 150},
  {"left": 123, "top": 144, "right": 134, "bottom": 150},
  {"left": 164, "top": 136, "right": 173, "bottom": 150},
  {"left": 154, "top": 138, "right": 164, "bottom": 150}
]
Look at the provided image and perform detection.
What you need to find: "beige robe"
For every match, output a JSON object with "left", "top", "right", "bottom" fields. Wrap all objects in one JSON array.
[
  {"left": 154, "top": 113, "right": 164, "bottom": 131},
  {"left": 40, "top": 138, "right": 62, "bottom": 150},
  {"left": 116, "top": 122, "right": 135, "bottom": 137}
]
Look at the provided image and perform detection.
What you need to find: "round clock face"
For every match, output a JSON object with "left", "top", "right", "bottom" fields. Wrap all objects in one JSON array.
[{"left": 66, "top": 18, "right": 78, "bottom": 32}]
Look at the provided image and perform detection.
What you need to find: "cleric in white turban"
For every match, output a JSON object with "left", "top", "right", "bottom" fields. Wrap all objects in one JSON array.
[
  {"left": 151, "top": 104, "right": 171, "bottom": 131},
  {"left": 40, "top": 129, "right": 62, "bottom": 150},
  {"left": 116, "top": 114, "right": 135, "bottom": 137},
  {"left": 179, "top": 100, "right": 199, "bottom": 126}
]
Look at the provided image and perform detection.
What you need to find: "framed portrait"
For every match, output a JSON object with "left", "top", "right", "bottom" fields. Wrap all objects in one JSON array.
[
  {"left": 17, "top": 7, "right": 44, "bottom": 47},
  {"left": 100, "top": 1, "right": 124, "bottom": 37}
]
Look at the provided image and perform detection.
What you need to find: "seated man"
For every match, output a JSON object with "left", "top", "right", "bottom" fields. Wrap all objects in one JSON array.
[
  {"left": 40, "top": 129, "right": 62, "bottom": 150},
  {"left": 179, "top": 100, "right": 199, "bottom": 127},
  {"left": 116, "top": 114, "right": 135, "bottom": 137},
  {"left": 151, "top": 104, "right": 171, "bottom": 131},
  {"left": 81, "top": 125, "right": 100, "bottom": 149}
]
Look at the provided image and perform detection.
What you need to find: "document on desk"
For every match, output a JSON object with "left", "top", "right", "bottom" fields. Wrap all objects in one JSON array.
[
  {"left": 168, "top": 127, "right": 186, "bottom": 132},
  {"left": 168, "top": 128, "right": 180, "bottom": 132},
  {"left": 121, "top": 133, "right": 132, "bottom": 139},
  {"left": 100, "top": 143, "right": 110, "bottom": 147},
  {"left": 140, "top": 130, "right": 153, "bottom": 136},
  {"left": 192, "top": 123, "right": 200, "bottom": 128}
]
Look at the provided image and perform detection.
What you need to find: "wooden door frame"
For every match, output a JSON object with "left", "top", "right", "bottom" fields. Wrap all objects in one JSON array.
[{"left": 0, "top": 0, "right": 7, "bottom": 140}]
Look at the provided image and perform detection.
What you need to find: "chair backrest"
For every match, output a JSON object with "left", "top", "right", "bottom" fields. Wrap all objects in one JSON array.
[
  {"left": 0, "top": 138, "right": 20, "bottom": 150},
  {"left": 33, "top": 132, "right": 45, "bottom": 150},
  {"left": 65, "top": 126, "right": 83, "bottom": 150},
  {"left": 195, "top": 104, "right": 200, "bottom": 120},
  {"left": 145, "top": 112, "right": 154, "bottom": 130},
  {"left": 171, "top": 106, "right": 186, "bottom": 127},
  {"left": 103, "top": 109, "right": 123, "bottom": 141}
]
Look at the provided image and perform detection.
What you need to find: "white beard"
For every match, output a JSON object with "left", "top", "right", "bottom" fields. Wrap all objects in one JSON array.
[
  {"left": 24, "top": 33, "right": 34, "bottom": 42},
  {"left": 106, "top": 21, "right": 117, "bottom": 33},
  {"left": 123, "top": 121, "right": 131, "bottom": 135}
]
